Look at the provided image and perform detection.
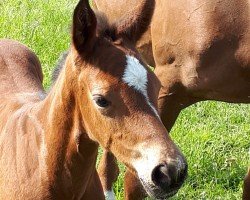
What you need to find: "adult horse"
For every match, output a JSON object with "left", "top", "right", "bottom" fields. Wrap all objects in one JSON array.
[
  {"left": 93, "top": 0, "right": 250, "bottom": 199},
  {"left": 0, "top": 0, "right": 187, "bottom": 199}
]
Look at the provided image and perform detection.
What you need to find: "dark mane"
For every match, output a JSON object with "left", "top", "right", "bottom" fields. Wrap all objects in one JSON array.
[{"left": 51, "top": 51, "right": 69, "bottom": 84}]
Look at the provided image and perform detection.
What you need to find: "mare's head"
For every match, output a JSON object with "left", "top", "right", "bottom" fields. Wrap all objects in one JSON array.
[{"left": 63, "top": 0, "right": 187, "bottom": 198}]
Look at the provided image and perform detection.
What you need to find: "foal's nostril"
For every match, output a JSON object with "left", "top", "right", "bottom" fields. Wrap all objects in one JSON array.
[
  {"left": 152, "top": 162, "right": 188, "bottom": 190},
  {"left": 152, "top": 164, "right": 171, "bottom": 189}
]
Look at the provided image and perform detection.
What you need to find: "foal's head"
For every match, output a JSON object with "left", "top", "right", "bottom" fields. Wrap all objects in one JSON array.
[{"left": 63, "top": 0, "right": 187, "bottom": 198}]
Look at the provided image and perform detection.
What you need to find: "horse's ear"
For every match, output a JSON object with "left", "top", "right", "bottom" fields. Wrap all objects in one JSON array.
[
  {"left": 114, "top": 0, "right": 155, "bottom": 44},
  {"left": 72, "top": 0, "right": 97, "bottom": 53}
]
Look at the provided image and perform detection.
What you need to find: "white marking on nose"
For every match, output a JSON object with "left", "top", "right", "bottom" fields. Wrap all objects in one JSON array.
[
  {"left": 104, "top": 190, "right": 116, "bottom": 200},
  {"left": 123, "top": 55, "right": 160, "bottom": 119},
  {"left": 132, "top": 144, "right": 163, "bottom": 186}
]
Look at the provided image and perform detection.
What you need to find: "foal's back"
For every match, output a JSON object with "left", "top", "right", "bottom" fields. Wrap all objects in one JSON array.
[{"left": 0, "top": 39, "right": 44, "bottom": 95}]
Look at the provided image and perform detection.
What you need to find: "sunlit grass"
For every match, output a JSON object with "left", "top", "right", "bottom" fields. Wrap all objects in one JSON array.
[{"left": 1, "top": 1, "right": 249, "bottom": 199}]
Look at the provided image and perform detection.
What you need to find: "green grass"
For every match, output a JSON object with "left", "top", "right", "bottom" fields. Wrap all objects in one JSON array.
[
  {"left": 0, "top": 0, "right": 78, "bottom": 88},
  {"left": 1, "top": 1, "right": 249, "bottom": 199}
]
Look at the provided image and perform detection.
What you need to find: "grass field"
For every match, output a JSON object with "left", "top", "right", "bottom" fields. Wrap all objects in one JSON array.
[{"left": 1, "top": 0, "right": 249, "bottom": 199}]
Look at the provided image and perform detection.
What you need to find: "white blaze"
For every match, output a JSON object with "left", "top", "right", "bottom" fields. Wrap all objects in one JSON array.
[{"left": 123, "top": 55, "right": 160, "bottom": 119}]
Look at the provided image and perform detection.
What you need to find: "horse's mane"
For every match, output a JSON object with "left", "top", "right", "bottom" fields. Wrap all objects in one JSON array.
[{"left": 51, "top": 51, "right": 69, "bottom": 84}]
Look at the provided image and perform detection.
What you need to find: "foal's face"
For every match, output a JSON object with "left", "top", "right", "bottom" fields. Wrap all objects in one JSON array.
[
  {"left": 69, "top": 0, "right": 187, "bottom": 198},
  {"left": 73, "top": 43, "right": 187, "bottom": 198}
]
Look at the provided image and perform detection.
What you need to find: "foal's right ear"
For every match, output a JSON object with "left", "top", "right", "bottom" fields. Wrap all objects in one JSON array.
[{"left": 72, "top": 0, "right": 97, "bottom": 54}]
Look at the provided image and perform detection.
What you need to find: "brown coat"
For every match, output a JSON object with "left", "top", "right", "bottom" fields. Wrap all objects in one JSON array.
[
  {"left": 0, "top": 0, "right": 187, "bottom": 199},
  {"left": 93, "top": 0, "right": 250, "bottom": 199}
]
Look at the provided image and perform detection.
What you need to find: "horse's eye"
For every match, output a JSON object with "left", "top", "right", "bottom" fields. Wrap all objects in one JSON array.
[{"left": 93, "top": 96, "right": 110, "bottom": 108}]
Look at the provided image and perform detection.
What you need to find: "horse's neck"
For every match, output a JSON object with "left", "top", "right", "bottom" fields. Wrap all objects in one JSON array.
[{"left": 34, "top": 66, "right": 98, "bottom": 196}]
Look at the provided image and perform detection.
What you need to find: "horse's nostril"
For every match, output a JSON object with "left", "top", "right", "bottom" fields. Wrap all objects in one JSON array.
[
  {"left": 151, "top": 162, "right": 187, "bottom": 190},
  {"left": 152, "top": 164, "right": 171, "bottom": 189}
]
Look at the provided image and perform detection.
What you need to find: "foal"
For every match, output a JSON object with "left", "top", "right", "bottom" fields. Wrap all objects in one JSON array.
[{"left": 0, "top": 0, "right": 187, "bottom": 199}]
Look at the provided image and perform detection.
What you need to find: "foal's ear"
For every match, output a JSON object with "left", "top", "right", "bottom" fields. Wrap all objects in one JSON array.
[
  {"left": 72, "top": 0, "right": 97, "bottom": 53},
  {"left": 114, "top": 0, "right": 155, "bottom": 44}
]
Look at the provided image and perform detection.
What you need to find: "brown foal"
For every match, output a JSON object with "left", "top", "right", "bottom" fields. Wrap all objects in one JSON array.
[
  {"left": 0, "top": 0, "right": 187, "bottom": 199},
  {"left": 93, "top": 0, "right": 250, "bottom": 199}
]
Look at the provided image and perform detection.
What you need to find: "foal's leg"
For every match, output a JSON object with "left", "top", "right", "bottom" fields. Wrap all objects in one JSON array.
[
  {"left": 124, "top": 171, "right": 146, "bottom": 200},
  {"left": 243, "top": 168, "right": 250, "bottom": 200},
  {"left": 82, "top": 170, "right": 105, "bottom": 200},
  {"left": 98, "top": 150, "right": 119, "bottom": 199},
  {"left": 98, "top": 152, "right": 145, "bottom": 200}
]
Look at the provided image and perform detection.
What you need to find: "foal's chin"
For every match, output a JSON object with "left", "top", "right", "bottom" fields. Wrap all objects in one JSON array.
[{"left": 140, "top": 180, "right": 180, "bottom": 200}]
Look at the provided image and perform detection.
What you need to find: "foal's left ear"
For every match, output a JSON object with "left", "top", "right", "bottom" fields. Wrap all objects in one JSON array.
[{"left": 72, "top": 0, "right": 97, "bottom": 53}]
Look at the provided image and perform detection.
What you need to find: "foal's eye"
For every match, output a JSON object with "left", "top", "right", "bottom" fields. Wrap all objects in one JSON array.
[{"left": 93, "top": 95, "right": 110, "bottom": 108}]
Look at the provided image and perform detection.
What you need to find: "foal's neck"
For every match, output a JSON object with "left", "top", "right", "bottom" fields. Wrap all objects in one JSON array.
[{"left": 35, "top": 61, "right": 98, "bottom": 196}]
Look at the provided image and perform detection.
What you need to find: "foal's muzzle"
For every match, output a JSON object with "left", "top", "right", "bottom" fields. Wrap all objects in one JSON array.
[
  {"left": 152, "top": 161, "right": 187, "bottom": 196},
  {"left": 142, "top": 159, "right": 188, "bottom": 199}
]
